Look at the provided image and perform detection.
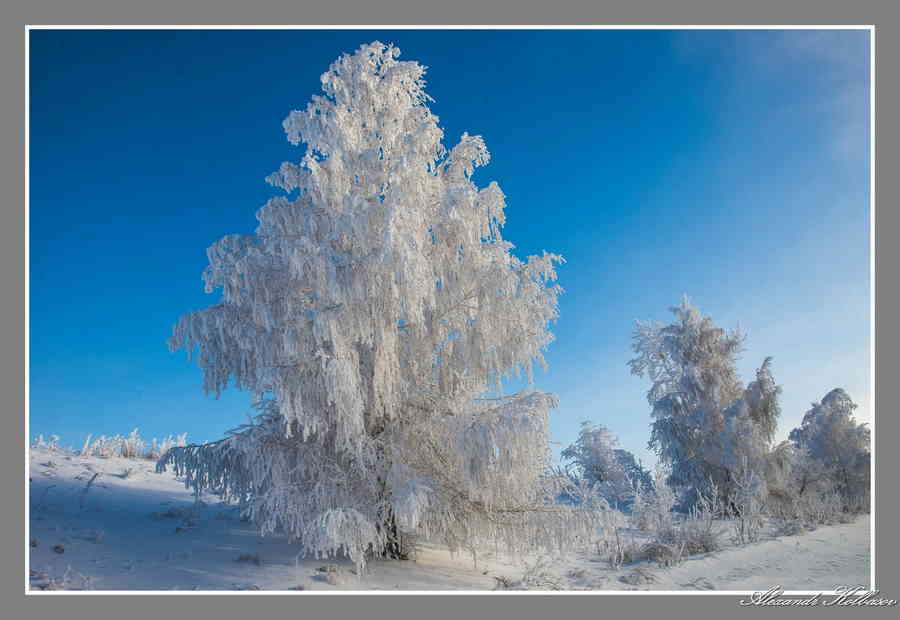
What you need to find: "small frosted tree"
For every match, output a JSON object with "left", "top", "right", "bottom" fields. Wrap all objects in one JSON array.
[
  {"left": 159, "top": 42, "right": 602, "bottom": 571},
  {"left": 789, "top": 388, "right": 870, "bottom": 512},
  {"left": 629, "top": 298, "right": 781, "bottom": 512},
  {"left": 561, "top": 422, "right": 648, "bottom": 508}
]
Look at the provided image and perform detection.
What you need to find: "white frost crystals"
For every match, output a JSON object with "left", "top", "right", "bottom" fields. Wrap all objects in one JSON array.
[{"left": 159, "top": 42, "right": 603, "bottom": 573}]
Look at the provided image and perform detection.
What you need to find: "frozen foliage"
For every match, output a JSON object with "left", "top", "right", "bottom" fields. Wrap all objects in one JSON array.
[
  {"left": 613, "top": 449, "right": 655, "bottom": 498},
  {"left": 629, "top": 471, "right": 724, "bottom": 563},
  {"left": 28, "top": 440, "right": 871, "bottom": 590},
  {"left": 766, "top": 442, "right": 853, "bottom": 530},
  {"left": 511, "top": 556, "right": 565, "bottom": 590},
  {"left": 630, "top": 467, "right": 678, "bottom": 534},
  {"left": 629, "top": 298, "right": 782, "bottom": 512},
  {"left": 729, "top": 458, "right": 767, "bottom": 544},
  {"left": 629, "top": 299, "right": 868, "bottom": 532},
  {"left": 561, "top": 422, "right": 651, "bottom": 508},
  {"left": 146, "top": 434, "right": 190, "bottom": 461},
  {"left": 788, "top": 389, "right": 870, "bottom": 513},
  {"left": 77, "top": 430, "right": 187, "bottom": 460},
  {"left": 160, "top": 42, "right": 602, "bottom": 572},
  {"left": 32, "top": 435, "right": 61, "bottom": 452}
]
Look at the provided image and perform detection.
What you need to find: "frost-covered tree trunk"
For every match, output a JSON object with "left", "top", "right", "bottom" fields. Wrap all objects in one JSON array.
[{"left": 159, "top": 42, "right": 603, "bottom": 571}]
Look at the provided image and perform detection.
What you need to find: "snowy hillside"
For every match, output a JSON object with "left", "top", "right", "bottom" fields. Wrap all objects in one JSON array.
[{"left": 27, "top": 445, "right": 870, "bottom": 592}]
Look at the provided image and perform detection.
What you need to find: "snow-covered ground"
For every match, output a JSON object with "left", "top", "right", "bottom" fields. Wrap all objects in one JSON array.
[{"left": 27, "top": 446, "right": 870, "bottom": 592}]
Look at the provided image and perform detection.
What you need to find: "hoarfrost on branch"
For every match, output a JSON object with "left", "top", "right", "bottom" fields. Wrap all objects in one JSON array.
[{"left": 159, "top": 42, "right": 603, "bottom": 571}]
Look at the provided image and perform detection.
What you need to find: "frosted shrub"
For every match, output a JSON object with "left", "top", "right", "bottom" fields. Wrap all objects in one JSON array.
[
  {"left": 633, "top": 468, "right": 677, "bottom": 538},
  {"left": 730, "top": 461, "right": 767, "bottom": 545},
  {"left": 160, "top": 42, "right": 604, "bottom": 573},
  {"left": 677, "top": 486, "right": 724, "bottom": 554},
  {"left": 601, "top": 508, "right": 643, "bottom": 569},
  {"left": 79, "top": 435, "right": 93, "bottom": 457},
  {"left": 629, "top": 484, "right": 652, "bottom": 531},
  {"left": 797, "top": 487, "right": 844, "bottom": 527},
  {"left": 516, "top": 556, "right": 565, "bottom": 590},
  {"left": 636, "top": 474, "right": 723, "bottom": 563},
  {"left": 78, "top": 429, "right": 188, "bottom": 460},
  {"left": 659, "top": 505, "right": 720, "bottom": 562},
  {"left": 82, "top": 435, "right": 122, "bottom": 458},
  {"left": 33, "top": 435, "right": 61, "bottom": 452},
  {"left": 120, "top": 428, "right": 145, "bottom": 459},
  {"left": 146, "top": 434, "right": 189, "bottom": 460},
  {"left": 766, "top": 445, "right": 853, "bottom": 531},
  {"left": 493, "top": 556, "right": 564, "bottom": 590}
]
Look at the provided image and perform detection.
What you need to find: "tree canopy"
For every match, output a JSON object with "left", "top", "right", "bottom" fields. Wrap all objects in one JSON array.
[{"left": 159, "top": 42, "right": 601, "bottom": 570}]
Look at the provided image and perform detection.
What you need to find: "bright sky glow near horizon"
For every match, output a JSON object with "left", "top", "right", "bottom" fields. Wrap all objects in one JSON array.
[{"left": 28, "top": 29, "right": 871, "bottom": 468}]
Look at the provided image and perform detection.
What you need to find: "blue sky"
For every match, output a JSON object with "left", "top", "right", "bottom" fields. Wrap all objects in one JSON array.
[{"left": 28, "top": 29, "right": 870, "bottom": 467}]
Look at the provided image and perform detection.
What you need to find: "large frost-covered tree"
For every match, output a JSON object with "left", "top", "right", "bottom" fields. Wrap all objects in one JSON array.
[
  {"left": 628, "top": 298, "right": 782, "bottom": 511},
  {"left": 159, "top": 42, "right": 602, "bottom": 570}
]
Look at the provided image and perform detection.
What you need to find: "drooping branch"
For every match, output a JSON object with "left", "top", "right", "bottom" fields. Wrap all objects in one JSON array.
[{"left": 162, "top": 41, "right": 597, "bottom": 571}]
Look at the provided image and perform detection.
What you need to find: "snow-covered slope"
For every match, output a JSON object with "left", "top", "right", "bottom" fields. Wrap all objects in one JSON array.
[{"left": 27, "top": 446, "right": 870, "bottom": 592}]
